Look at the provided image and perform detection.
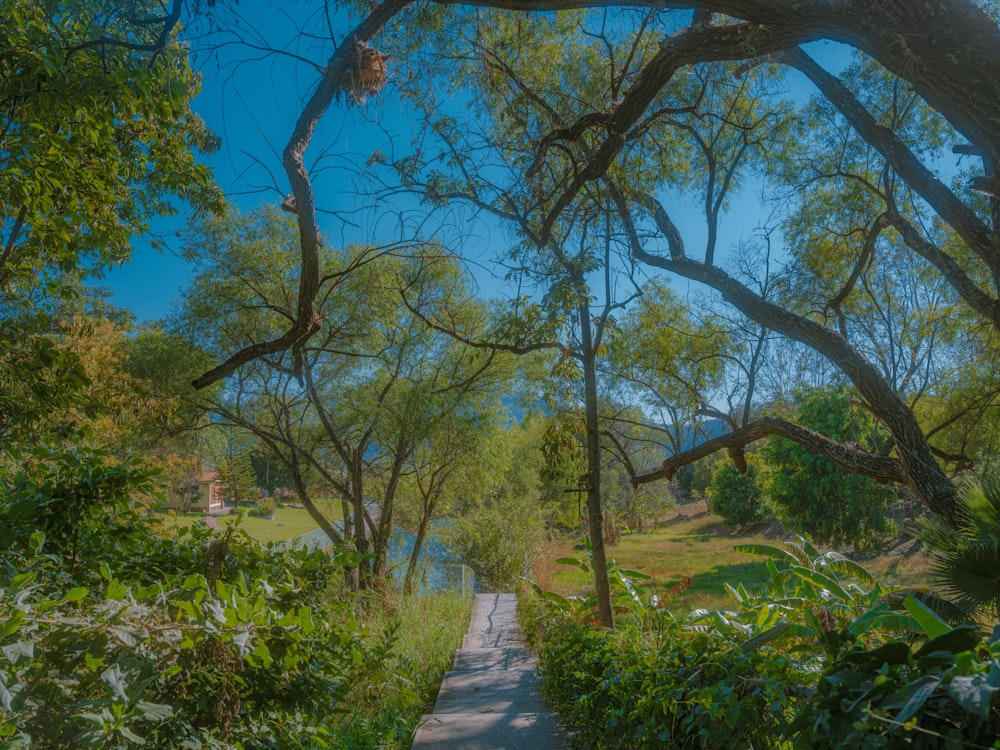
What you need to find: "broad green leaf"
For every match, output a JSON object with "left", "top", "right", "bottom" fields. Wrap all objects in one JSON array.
[
  {"left": 888, "top": 675, "right": 940, "bottom": 724},
  {"left": 787, "top": 566, "right": 853, "bottom": 602},
  {"left": 904, "top": 595, "right": 952, "bottom": 638},
  {"left": 137, "top": 701, "right": 174, "bottom": 722},
  {"left": 946, "top": 674, "right": 997, "bottom": 717},
  {"left": 60, "top": 587, "right": 88, "bottom": 604},
  {"left": 735, "top": 543, "right": 801, "bottom": 567},
  {"left": 1, "top": 642, "right": 33, "bottom": 665}
]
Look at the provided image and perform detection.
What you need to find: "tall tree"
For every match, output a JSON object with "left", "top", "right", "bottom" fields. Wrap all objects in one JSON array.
[{"left": 178, "top": 207, "right": 502, "bottom": 587}]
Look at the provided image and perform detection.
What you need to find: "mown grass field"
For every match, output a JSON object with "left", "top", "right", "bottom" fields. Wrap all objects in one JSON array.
[
  {"left": 157, "top": 500, "right": 343, "bottom": 544},
  {"left": 532, "top": 495, "right": 934, "bottom": 615}
]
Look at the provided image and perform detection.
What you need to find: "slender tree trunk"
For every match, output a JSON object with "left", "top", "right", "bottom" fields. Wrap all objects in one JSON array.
[
  {"left": 350, "top": 451, "right": 372, "bottom": 586},
  {"left": 578, "top": 302, "right": 615, "bottom": 630},
  {"left": 404, "top": 499, "right": 435, "bottom": 595}
]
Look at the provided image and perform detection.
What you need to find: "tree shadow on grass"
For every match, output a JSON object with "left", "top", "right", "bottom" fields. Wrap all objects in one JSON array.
[{"left": 689, "top": 561, "right": 770, "bottom": 596}]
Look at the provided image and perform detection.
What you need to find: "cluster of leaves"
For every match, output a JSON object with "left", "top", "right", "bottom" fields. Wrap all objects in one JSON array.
[
  {"left": 0, "top": 525, "right": 393, "bottom": 750},
  {"left": 530, "top": 538, "right": 1000, "bottom": 748},
  {"left": 802, "top": 615, "right": 1000, "bottom": 747},
  {"left": 707, "top": 460, "right": 766, "bottom": 527},
  {"left": 762, "top": 386, "right": 897, "bottom": 548},
  {"left": 536, "top": 617, "right": 806, "bottom": 749}
]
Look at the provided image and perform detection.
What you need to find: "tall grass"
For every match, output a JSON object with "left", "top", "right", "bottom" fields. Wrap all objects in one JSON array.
[{"left": 328, "top": 589, "right": 472, "bottom": 749}]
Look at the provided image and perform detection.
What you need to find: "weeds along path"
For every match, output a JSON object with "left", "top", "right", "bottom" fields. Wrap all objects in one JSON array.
[{"left": 411, "top": 593, "right": 570, "bottom": 750}]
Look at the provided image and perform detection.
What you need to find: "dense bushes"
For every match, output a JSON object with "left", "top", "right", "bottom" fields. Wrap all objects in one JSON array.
[
  {"left": 706, "top": 460, "right": 766, "bottom": 526},
  {"left": 763, "top": 386, "right": 896, "bottom": 548},
  {"left": 529, "top": 540, "right": 1000, "bottom": 749},
  {"left": 539, "top": 618, "right": 804, "bottom": 749},
  {"left": 0, "top": 522, "right": 469, "bottom": 748}
]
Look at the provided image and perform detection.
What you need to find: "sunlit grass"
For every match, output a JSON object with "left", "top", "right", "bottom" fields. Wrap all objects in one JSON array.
[
  {"left": 533, "top": 498, "right": 933, "bottom": 615},
  {"left": 329, "top": 590, "right": 473, "bottom": 749},
  {"left": 156, "top": 499, "right": 343, "bottom": 544}
]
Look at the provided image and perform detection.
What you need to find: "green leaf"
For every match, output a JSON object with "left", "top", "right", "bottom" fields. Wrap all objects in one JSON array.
[
  {"left": 0, "top": 671, "right": 23, "bottom": 712},
  {"left": 946, "top": 674, "right": 997, "bottom": 718},
  {"left": 735, "top": 543, "right": 801, "bottom": 567},
  {"left": 1, "top": 642, "right": 33, "bottom": 665},
  {"left": 555, "top": 557, "right": 590, "bottom": 573},
  {"left": 231, "top": 631, "right": 252, "bottom": 658},
  {"left": 106, "top": 579, "right": 128, "bottom": 600},
  {"left": 888, "top": 675, "right": 940, "bottom": 724},
  {"left": 904, "top": 594, "right": 952, "bottom": 638},
  {"left": 741, "top": 622, "right": 790, "bottom": 652},
  {"left": 118, "top": 725, "right": 146, "bottom": 744},
  {"left": 60, "top": 587, "right": 89, "bottom": 604},
  {"left": 787, "top": 566, "right": 853, "bottom": 602},
  {"left": 914, "top": 624, "right": 982, "bottom": 659},
  {"left": 846, "top": 608, "right": 918, "bottom": 637},
  {"left": 137, "top": 701, "right": 173, "bottom": 722}
]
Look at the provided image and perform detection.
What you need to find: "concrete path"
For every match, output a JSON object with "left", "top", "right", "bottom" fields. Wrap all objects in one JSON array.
[{"left": 411, "top": 593, "right": 571, "bottom": 750}]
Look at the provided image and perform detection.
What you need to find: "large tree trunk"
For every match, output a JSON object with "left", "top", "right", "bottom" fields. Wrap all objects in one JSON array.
[{"left": 578, "top": 302, "right": 615, "bottom": 630}]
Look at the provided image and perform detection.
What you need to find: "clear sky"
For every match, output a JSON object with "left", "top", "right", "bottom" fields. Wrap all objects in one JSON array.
[
  {"left": 99, "top": 4, "right": 849, "bottom": 324},
  {"left": 101, "top": 1, "right": 424, "bottom": 322}
]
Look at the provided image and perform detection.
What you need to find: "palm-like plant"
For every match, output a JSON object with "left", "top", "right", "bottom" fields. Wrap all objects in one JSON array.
[{"left": 916, "top": 478, "right": 1000, "bottom": 620}]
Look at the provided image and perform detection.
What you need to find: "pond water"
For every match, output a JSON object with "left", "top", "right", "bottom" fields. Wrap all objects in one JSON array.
[{"left": 388, "top": 525, "right": 478, "bottom": 594}]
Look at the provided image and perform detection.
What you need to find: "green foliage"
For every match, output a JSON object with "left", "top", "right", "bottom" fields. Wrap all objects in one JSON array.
[
  {"left": 529, "top": 537, "right": 1000, "bottom": 748},
  {"left": 537, "top": 615, "right": 806, "bottom": 749},
  {"left": 222, "top": 448, "right": 258, "bottom": 508},
  {"left": 799, "top": 608, "right": 1000, "bottom": 748},
  {"left": 917, "top": 476, "right": 1000, "bottom": 620},
  {"left": 0, "top": 537, "right": 384, "bottom": 749},
  {"left": 0, "top": 445, "right": 160, "bottom": 573},
  {"left": 529, "top": 536, "right": 657, "bottom": 625},
  {"left": 707, "top": 460, "right": 767, "bottom": 526},
  {"left": 0, "top": 0, "right": 221, "bottom": 296},
  {"left": 450, "top": 494, "right": 545, "bottom": 591},
  {"left": 727, "top": 538, "right": 914, "bottom": 660},
  {"left": 762, "top": 386, "right": 896, "bottom": 548},
  {"left": 675, "top": 455, "right": 719, "bottom": 497}
]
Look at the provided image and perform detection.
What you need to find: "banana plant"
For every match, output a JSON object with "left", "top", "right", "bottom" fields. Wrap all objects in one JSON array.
[{"left": 695, "top": 537, "right": 921, "bottom": 657}]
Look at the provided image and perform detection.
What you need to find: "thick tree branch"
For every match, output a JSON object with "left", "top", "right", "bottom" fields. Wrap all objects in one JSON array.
[
  {"left": 612, "top": 185, "right": 957, "bottom": 523},
  {"left": 531, "top": 21, "right": 813, "bottom": 244},
  {"left": 780, "top": 47, "right": 1000, "bottom": 283},
  {"left": 434, "top": 1, "right": 1000, "bottom": 168},
  {"left": 193, "top": 0, "right": 414, "bottom": 389},
  {"left": 632, "top": 416, "right": 908, "bottom": 486}
]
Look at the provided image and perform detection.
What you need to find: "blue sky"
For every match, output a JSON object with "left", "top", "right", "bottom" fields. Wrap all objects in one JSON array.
[
  {"left": 101, "top": 2, "right": 431, "bottom": 321},
  {"left": 99, "top": 4, "right": 849, "bottom": 324}
]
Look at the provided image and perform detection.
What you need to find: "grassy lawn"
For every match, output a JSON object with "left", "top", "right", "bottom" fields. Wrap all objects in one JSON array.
[
  {"left": 158, "top": 500, "right": 343, "bottom": 545},
  {"left": 532, "top": 497, "right": 933, "bottom": 615}
]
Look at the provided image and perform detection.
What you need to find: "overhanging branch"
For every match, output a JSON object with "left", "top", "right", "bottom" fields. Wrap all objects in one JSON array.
[{"left": 632, "top": 416, "right": 908, "bottom": 487}]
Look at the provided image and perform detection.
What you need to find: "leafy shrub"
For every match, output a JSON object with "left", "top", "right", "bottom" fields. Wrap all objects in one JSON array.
[
  {"left": 762, "top": 385, "right": 896, "bottom": 548},
  {"left": 707, "top": 460, "right": 766, "bottom": 526},
  {"left": 537, "top": 615, "right": 806, "bottom": 749},
  {"left": 0, "top": 540, "right": 383, "bottom": 749},
  {"left": 530, "top": 538, "right": 1000, "bottom": 749},
  {"left": 675, "top": 454, "right": 719, "bottom": 497},
  {"left": 450, "top": 496, "right": 544, "bottom": 590},
  {"left": 798, "top": 602, "right": 1000, "bottom": 748}
]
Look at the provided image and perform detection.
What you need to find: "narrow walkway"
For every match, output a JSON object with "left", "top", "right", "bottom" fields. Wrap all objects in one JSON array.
[{"left": 411, "top": 593, "right": 571, "bottom": 749}]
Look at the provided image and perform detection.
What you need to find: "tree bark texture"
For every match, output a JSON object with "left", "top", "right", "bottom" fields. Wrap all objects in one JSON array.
[{"left": 578, "top": 301, "right": 615, "bottom": 630}]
